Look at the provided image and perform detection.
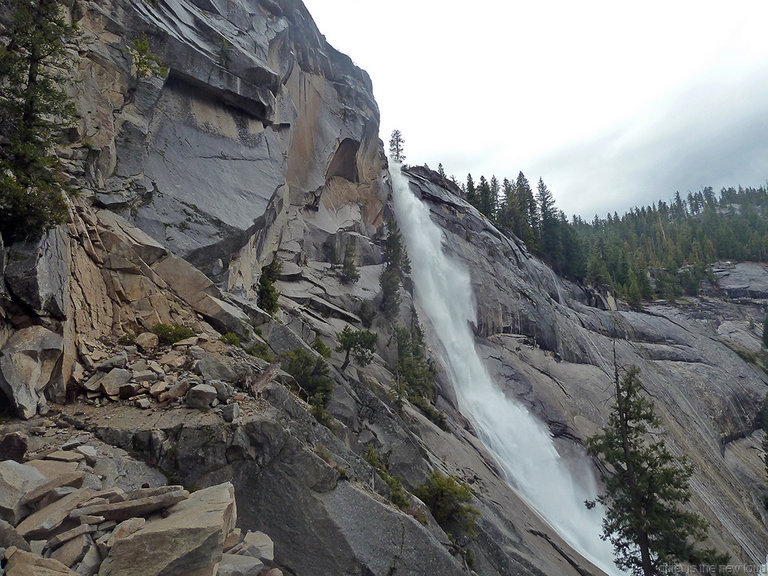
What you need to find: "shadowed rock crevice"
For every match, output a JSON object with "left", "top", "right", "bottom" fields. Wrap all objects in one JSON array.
[{"left": 326, "top": 138, "right": 360, "bottom": 183}]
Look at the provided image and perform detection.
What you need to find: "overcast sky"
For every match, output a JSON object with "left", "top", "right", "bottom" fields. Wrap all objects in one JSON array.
[{"left": 302, "top": 0, "right": 768, "bottom": 218}]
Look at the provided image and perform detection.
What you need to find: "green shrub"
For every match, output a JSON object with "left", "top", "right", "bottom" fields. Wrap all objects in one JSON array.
[
  {"left": 415, "top": 470, "right": 478, "bottom": 539},
  {"left": 117, "top": 332, "right": 136, "bottom": 346},
  {"left": 311, "top": 337, "right": 332, "bottom": 358},
  {"left": 151, "top": 323, "right": 194, "bottom": 345},
  {"left": 281, "top": 348, "right": 333, "bottom": 408},
  {"left": 363, "top": 446, "right": 409, "bottom": 510},
  {"left": 410, "top": 394, "right": 450, "bottom": 431},
  {"left": 220, "top": 332, "right": 241, "bottom": 347},
  {"left": 130, "top": 33, "right": 167, "bottom": 78},
  {"left": 245, "top": 341, "right": 273, "bottom": 362},
  {"left": 258, "top": 258, "right": 282, "bottom": 314}
]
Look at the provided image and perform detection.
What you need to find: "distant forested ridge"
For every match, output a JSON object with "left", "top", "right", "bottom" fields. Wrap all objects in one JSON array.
[{"left": 452, "top": 169, "right": 768, "bottom": 303}]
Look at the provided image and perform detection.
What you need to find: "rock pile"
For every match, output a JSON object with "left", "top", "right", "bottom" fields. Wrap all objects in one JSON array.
[
  {"left": 0, "top": 440, "right": 278, "bottom": 576},
  {"left": 73, "top": 333, "right": 261, "bottom": 423}
]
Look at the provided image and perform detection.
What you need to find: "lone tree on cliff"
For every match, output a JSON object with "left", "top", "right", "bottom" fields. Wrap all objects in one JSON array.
[
  {"left": 389, "top": 129, "right": 406, "bottom": 163},
  {"left": 586, "top": 363, "right": 728, "bottom": 575},
  {"left": 336, "top": 325, "right": 377, "bottom": 371},
  {"left": 0, "top": 0, "right": 77, "bottom": 243}
]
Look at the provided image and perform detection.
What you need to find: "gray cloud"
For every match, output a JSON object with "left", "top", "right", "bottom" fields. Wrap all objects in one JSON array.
[{"left": 531, "top": 71, "right": 768, "bottom": 218}]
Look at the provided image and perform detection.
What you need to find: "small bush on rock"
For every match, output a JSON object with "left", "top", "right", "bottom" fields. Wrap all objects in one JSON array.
[
  {"left": 152, "top": 323, "right": 194, "bottom": 345},
  {"left": 415, "top": 470, "right": 478, "bottom": 540},
  {"left": 220, "top": 332, "right": 241, "bottom": 347}
]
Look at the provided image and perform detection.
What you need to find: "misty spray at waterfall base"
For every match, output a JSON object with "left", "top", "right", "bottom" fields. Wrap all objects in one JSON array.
[{"left": 391, "top": 165, "right": 620, "bottom": 575}]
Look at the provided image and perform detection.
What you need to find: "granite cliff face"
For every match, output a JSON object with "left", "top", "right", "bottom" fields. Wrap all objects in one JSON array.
[{"left": 0, "top": 1, "right": 767, "bottom": 575}]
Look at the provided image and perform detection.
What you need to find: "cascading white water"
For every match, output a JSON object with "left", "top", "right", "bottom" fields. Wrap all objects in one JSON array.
[{"left": 391, "top": 165, "right": 620, "bottom": 576}]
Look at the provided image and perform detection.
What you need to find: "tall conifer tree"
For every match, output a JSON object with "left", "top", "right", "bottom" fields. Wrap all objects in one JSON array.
[{"left": 0, "top": 0, "right": 77, "bottom": 242}]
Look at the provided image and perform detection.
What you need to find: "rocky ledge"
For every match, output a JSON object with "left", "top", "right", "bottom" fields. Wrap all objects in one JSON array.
[{"left": 0, "top": 423, "right": 279, "bottom": 576}]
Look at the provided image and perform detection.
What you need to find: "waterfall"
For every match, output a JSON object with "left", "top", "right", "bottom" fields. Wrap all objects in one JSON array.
[{"left": 391, "top": 165, "right": 620, "bottom": 576}]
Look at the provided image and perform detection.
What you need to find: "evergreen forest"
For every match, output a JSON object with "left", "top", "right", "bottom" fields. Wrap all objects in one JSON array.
[{"left": 455, "top": 170, "right": 768, "bottom": 304}]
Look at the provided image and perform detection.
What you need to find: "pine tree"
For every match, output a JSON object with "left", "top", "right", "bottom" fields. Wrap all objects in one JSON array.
[
  {"left": 465, "top": 174, "right": 476, "bottom": 207},
  {"left": 476, "top": 176, "right": 493, "bottom": 218},
  {"left": 389, "top": 129, "right": 406, "bottom": 162},
  {"left": 515, "top": 171, "right": 536, "bottom": 248},
  {"left": 257, "top": 258, "right": 281, "bottom": 314},
  {"left": 336, "top": 325, "right": 377, "bottom": 370},
  {"left": 587, "top": 363, "right": 728, "bottom": 575},
  {"left": 341, "top": 241, "right": 360, "bottom": 284},
  {"left": 0, "top": 0, "right": 77, "bottom": 243}
]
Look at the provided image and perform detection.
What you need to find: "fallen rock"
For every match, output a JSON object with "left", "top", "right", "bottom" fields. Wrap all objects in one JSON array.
[
  {"left": 117, "top": 381, "right": 141, "bottom": 399},
  {"left": 50, "top": 533, "right": 91, "bottom": 568},
  {"left": 186, "top": 384, "right": 217, "bottom": 410},
  {"left": 0, "top": 519, "right": 30, "bottom": 552},
  {"left": 46, "top": 523, "right": 96, "bottom": 550},
  {"left": 158, "top": 380, "right": 191, "bottom": 403},
  {"left": 94, "top": 354, "right": 127, "bottom": 371},
  {"left": 134, "top": 332, "right": 159, "bottom": 351},
  {"left": 209, "top": 380, "right": 235, "bottom": 402},
  {"left": 105, "top": 517, "right": 145, "bottom": 548},
  {"left": 222, "top": 403, "right": 239, "bottom": 423},
  {"left": 0, "top": 432, "right": 28, "bottom": 462},
  {"left": 20, "top": 470, "right": 84, "bottom": 506},
  {"left": 75, "top": 446, "right": 98, "bottom": 466},
  {"left": 229, "top": 530, "right": 273, "bottom": 562},
  {"left": 98, "top": 369, "right": 132, "bottom": 398},
  {"left": 223, "top": 528, "right": 241, "bottom": 551},
  {"left": 61, "top": 436, "right": 91, "bottom": 451},
  {"left": 195, "top": 354, "right": 237, "bottom": 383},
  {"left": 74, "top": 543, "right": 100, "bottom": 575},
  {"left": 16, "top": 489, "right": 92, "bottom": 540},
  {"left": 0, "top": 326, "right": 64, "bottom": 419},
  {"left": 4, "top": 227, "right": 70, "bottom": 319},
  {"left": 132, "top": 370, "right": 158, "bottom": 383},
  {"left": 148, "top": 381, "right": 168, "bottom": 397},
  {"left": 98, "top": 482, "right": 236, "bottom": 576},
  {"left": 45, "top": 451, "right": 84, "bottom": 463},
  {"left": 217, "top": 553, "right": 264, "bottom": 576},
  {"left": 0, "top": 461, "right": 46, "bottom": 524},
  {"left": 4, "top": 545, "right": 75, "bottom": 575},
  {"left": 70, "top": 487, "right": 188, "bottom": 521}
]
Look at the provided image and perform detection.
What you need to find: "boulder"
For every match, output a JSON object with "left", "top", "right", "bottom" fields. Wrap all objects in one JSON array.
[
  {"left": 209, "top": 380, "right": 235, "bottom": 402},
  {"left": 20, "top": 470, "right": 84, "bottom": 506},
  {"left": 134, "top": 332, "right": 159, "bottom": 351},
  {"left": 221, "top": 403, "right": 239, "bottom": 423},
  {"left": 4, "top": 545, "right": 75, "bottom": 575},
  {"left": 0, "top": 461, "right": 46, "bottom": 525},
  {"left": 0, "top": 520, "right": 30, "bottom": 552},
  {"left": 4, "top": 227, "right": 70, "bottom": 319},
  {"left": 0, "top": 432, "right": 28, "bottom": 462},
  {"left": 229, "top": 530, "right": 273, "bottom": 562},
  {"left": 194, "top": 354, "right": 237, "bottom": 383},
  {"left": 186, "top": 384, "right": 217, "bottom": 410},
  {"left": 217, "top": 553, "right": 264, "bottom": 576},
  {"left": 0, "top": 326, "right": 64, "bottom": 419},
  {"left": 16, "top": 489, "right": 92, "bottom": 540},
  {"left": 98, "top": 482, "right": 236, "bottom": 576},
  {"left": 50, "top": 533, "right": 91, "bottom": 568},
  {"left": 98, "top": 369, "right": 132, "bottom": 398},
  {"left": 70, "top": 487, "right": 188, "bottom": 522},
  {"left": 105, "top": 517, "right": 145, "bottom": 548}
]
